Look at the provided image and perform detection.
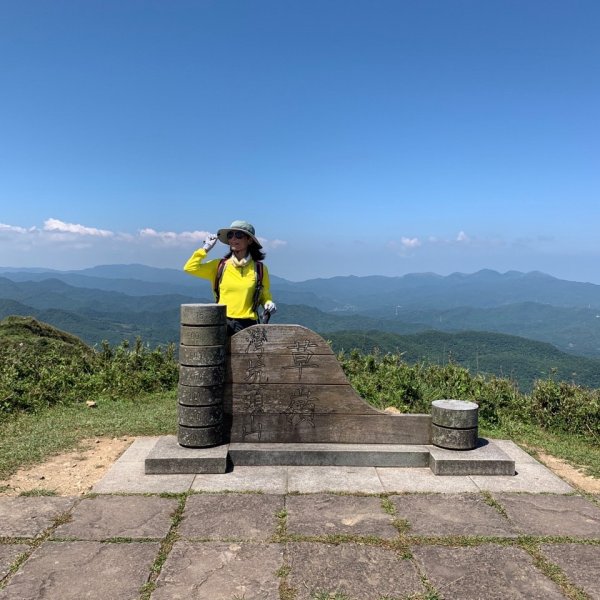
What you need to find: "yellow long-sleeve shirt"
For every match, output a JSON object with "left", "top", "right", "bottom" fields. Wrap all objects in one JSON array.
[{"left": 183, "top": 248, "right": 273, "bottom": 319}]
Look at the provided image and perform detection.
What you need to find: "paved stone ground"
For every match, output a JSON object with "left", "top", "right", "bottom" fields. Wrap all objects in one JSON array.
[
  {"left": 0, "top": 439, "right": 598, "bottom": 599},
  {"left": 1, "top": 491, "right": 599, "bottom": 599}
]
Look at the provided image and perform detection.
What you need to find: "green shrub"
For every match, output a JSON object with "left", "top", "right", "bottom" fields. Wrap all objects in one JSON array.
[
  {"left": 531, "top": 379, "right": 600, "bottom": 437},
  {"left": 338, "top": 350, "right": 428, "bottom": 412},
  {"left": 0, "top": 322, "right": 178, "bottom": 415},
  {"left": 339, "top": 349, "right": 597, "bottom": 437},
  {"left": 3, "top": 315, "right": 598, "bottom": 442}
]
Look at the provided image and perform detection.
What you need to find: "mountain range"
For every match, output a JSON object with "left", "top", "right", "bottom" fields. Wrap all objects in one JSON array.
[{"left": 2, "top": 264, "right": 600, "bottom": 390}]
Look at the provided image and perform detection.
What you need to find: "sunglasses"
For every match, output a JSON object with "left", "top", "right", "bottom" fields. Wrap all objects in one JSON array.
[{"left": 227, "top": 231, "right": 247, "bottom": 240}]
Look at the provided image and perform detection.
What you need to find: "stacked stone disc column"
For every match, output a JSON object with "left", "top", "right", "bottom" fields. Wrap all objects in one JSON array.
[
  {"left": 178, "top": 304, "right": 227, "bottom": 448},
  {"left": 431, "top": 399, "right": 479, "bottom": 450}
]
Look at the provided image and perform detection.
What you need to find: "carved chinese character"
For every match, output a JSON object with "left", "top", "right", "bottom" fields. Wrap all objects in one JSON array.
[{"left": 284, "top": 386, "right": 316, "bottom": 428}]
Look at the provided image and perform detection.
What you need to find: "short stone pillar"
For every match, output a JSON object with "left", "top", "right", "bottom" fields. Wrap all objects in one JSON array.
[
  {"left": 178, "top": 304, "right": 227, "bottom": 448},
  {"left": 431, "top": 399, "right": 479, "bottom": 450}
]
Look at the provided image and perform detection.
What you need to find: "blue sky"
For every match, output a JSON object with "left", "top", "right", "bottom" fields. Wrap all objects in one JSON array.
[{"left": 1, "top": 0, "right": 599, "bottom": 282}]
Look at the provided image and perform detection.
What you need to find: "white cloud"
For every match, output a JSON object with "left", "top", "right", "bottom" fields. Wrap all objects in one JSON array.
[
  {"left": 44, "top": 218, "right": 113, "bottom": 237},
  {"left": 269, "top": 239, "right": 287, "bottom": 249},
  {"left": 259, "top": 237, "right": 287, "bottom": 250},
  {"left": 385, "top": 236, "right": 422, "bottom": 256},
  {"left": 139, "top": 228, "right": 211, "bottom": 245},
  {"left": 0, "top": 219, "right": 289, "bottom": 253},
  {"left": 0, "top": 222, "right": 31, "bottom": 234},
  {"left": 401, "top": 237, "right": 421, "bottom": 249},
  {"left": 137, "top": 230, "right": 288, "bottom": 250}
]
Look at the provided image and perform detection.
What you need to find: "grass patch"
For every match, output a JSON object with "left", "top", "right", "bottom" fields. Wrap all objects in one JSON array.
[
  {"left": 380, "top": 496, "right": 396, "bottom": 516},
  {"left": 18, "top": 488, "right": 58, "bottom": 497},
  {"left": 279, "top": 578, "right": 297, "bottom": 600},
  {"left": 311, "top": 592, "right": 351, "bottom": 600},
  {"left": 480, "top": 490, "right": 509, "bottom": 519},
  {"left": 273, "top": 508, "right": 288, "bottom": 541},
  {"left": 1, "top": 549, "right": 33, "bottom": 590},
  {"left": 0, "top": 391, "right": 176, "bottom": 479}
]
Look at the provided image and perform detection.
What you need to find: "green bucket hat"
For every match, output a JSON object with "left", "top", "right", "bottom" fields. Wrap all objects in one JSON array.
[{"left": 217, "top": 220, "right": 262, "bottom": 248}]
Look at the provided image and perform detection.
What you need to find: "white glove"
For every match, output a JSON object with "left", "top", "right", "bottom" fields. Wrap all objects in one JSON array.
[
  {"left": 264, "top": 300, "right": 277, "bottom": 314},
  {"left": 202, "top": 234, "right": 218, "bottom": 252}
]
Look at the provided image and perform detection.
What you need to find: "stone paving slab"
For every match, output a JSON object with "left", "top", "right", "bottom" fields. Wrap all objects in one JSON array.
[
  {"left": 471, "top": 462, "right": 574, "bottom": 493},
  {"left": 191, "top": 465, "right": 288, "bottom": 493},
  {"left": 152, "top": 541, "right": 283, "bottom": 599},
  {"left": 0, "top": 541, "right": 159, "bottom": 600},
  {"left": 92, "top": 454, "right": 195, "bottom": 494},
  {"left": 179, "top": 493, "right": 284, "bottom": 540},
  {"left": 286, "top": 541, "right": 423, "bottom": 599},
  {"left": 412, "top": 544, "right": 567, "bottom": 599},
  {"left": 111, "top": 436, "right": 159, "bottom": 462},
  {"left": 0, "top": 544, "right": 29, "bottom": 580},
  {"left": 390, "top": 493, "right": 519, "bottom": 537},
  {"left": 376, "top": 467, "right": 481, "bottom": 492},
  {"left": 492, "top": 439, "right": 541, "bottom": 464},
  {"left": 0, "top": 497, "right": 76, "bottom": 538},
  {"left": 53, "top": 495, "right": 178, "bottom": 540},
  {"left": 92, "top": 436, "right": 196, "bottom": 493},
  {"left": 539, "top": 543, "right": 600, "bottom": 600},
  {"left": 287, "top": 466, "right": 384, "bottom": 493},
  {"left": 285, "top": 493, "right": 398, "bottom": 538},
  {"left": 493, "top": 493, "right": 600, "bottom": 538}
]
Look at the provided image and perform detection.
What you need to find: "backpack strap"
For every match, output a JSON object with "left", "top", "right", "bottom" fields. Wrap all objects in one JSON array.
[
  {"left": 213, "top": 258, "right": 228, "bottom": 303},
  {"left": 251, "top": 261, "right": 264, "bottom": 313}
]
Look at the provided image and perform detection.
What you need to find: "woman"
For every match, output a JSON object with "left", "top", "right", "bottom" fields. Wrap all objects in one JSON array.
[{"left": 183, "top": 220, "right": 277, "bottom": 336}]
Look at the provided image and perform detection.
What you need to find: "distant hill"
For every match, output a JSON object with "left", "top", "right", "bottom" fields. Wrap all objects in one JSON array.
[
  {"left": 0, "top": 316, "right": 96, "bottom": 413},
  {"left": 326, "top": 329, "right": 600, "bottom": 392},
  {"left": 0, "top": 276, "right": 211, "bottom": 347},
  {"left": 361, "top": 302, "right": 600, "bottom": 358},
  {"left": 0, "top": 299, "right": 180, "bottom": 348},
  {"left": 0, "top": 314, "right": 91, "bottom": 351},
  {"left": 275, "top": 269, "right": 600, "bottom": 311}
]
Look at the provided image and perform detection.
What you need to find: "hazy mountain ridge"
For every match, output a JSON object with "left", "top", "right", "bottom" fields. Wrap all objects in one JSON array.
[
  {"left": 282, "top": 269, "right": 600, "bottom": 310},
  {"left": 2, "top": 265, "right": 600, "bottom": 387},
  {"left": 5, "top": 263, "right": 600, "bottom": 310}
]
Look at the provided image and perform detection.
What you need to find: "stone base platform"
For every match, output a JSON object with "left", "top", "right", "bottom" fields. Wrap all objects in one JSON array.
[
  {"left": 145, "top": 436, "right": 515, "bottom": 476},
  {"left": 429, "top": 440, "right": 516, "bottom": 476},
  {"left": 145, "top": 437, "right": 229, "bottom": 474},
  {"left": 229, "top": 442, "right": 430, "bottom": 468}
]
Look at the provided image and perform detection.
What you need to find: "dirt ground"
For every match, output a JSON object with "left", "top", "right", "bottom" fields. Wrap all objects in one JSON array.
[
  {"left": 0, "top": 437, "right": 132, "bottom": 497},
  {"left": 0, "top": 437, "right": 599, "bottom": 496},
  {"left": 535, "top": 451, "right": 600, "bottom": 493}
]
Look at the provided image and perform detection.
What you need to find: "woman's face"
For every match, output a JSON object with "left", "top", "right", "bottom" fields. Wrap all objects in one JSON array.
[{"left": 228, "top": 231, "right": 251, "bottom": 254}]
